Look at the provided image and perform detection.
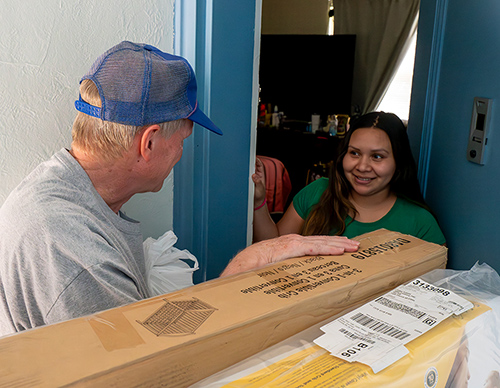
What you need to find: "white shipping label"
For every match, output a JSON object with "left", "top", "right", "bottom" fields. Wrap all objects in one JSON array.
[{"left": 313, "top": 278, "right": 474, "bottom": 373}]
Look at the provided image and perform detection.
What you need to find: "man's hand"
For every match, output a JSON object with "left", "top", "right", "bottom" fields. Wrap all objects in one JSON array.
[{"left": 220, "top": 234, "right": 360, "bottom": 277}]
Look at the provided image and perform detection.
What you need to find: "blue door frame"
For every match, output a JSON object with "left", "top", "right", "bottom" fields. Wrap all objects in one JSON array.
[{"left": 173, "top": 0, "right": 261, "bottom": 282}]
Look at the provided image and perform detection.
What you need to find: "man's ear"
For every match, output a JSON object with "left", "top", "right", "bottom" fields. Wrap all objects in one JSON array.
[{"left": 139, "top": 125, "right": 161, "bottom": 162}]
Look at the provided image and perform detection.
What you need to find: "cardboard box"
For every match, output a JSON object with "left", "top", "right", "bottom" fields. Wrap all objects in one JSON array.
[{"left": 0, "top": 229, "right": 447, "bottom": 387}]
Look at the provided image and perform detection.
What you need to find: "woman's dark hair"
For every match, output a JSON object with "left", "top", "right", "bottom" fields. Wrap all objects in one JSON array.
[{"left": 302, "top": 111, "right": 428, "bottom": 236}]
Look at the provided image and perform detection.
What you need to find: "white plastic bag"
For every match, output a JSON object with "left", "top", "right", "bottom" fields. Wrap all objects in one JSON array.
[
  {"left": 143, "top": 230, "right": 199, "bottom": 296},
  {"left": 421, "top": 262, "right": 500, "bottom": 388}
]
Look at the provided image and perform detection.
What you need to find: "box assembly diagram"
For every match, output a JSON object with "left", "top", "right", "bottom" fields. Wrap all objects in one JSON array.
[{"left": 138, "top": 298, "right": 217, "bottom": 336}]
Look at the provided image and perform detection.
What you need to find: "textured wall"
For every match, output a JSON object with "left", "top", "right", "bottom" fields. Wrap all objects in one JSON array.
[{"left": 0, "top": 0, "right": 174, "bottom": 238}]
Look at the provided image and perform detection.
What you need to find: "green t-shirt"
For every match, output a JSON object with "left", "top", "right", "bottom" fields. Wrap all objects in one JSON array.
[{"left": 293, "top": 178, "right": 446, "bottom": 245}]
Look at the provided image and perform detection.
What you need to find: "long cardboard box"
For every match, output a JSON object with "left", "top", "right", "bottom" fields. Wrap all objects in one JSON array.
[{"left": 0, "top": 229, "right": 447, "bottom": 387}]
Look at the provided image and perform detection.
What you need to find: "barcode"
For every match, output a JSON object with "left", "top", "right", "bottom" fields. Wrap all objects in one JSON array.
[
  {"left": 375, "top": 297, "right": 427, "bottom": 319},
  {"left": 350, "top": 312, "right": 411, "bottom": 340},
  {"left": 339, "top": 328, "right": 375, "bottom": 344}
]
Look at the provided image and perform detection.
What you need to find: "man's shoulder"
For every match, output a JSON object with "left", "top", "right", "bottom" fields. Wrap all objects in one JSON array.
[
  {"left": 1, "top": 150, "right": 90, "bottom": 214},
  {"left": 0, "top": 158, "right": 104, "bottom": 258}
]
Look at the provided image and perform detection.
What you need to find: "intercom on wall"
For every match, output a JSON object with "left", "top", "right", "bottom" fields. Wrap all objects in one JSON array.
[{"left": 466, "top": 97, "right": 493, "bottom": 165}]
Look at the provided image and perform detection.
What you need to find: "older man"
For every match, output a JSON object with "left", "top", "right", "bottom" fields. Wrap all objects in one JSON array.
[{"left": 0, "top": 42, "right": 359, "bottom": 337}]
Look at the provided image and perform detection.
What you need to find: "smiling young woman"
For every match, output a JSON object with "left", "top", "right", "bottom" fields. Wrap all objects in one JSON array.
[
  {"left": 252, "top": 111, "right": 446, "bottom": 245},
  {"left": 342, "top": 127, "right": 397, "bottom": 213}
]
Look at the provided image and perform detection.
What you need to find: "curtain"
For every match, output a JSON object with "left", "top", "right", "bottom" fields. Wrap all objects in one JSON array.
[{"left": 334, "top": 0, "right": 420, "bottom": 114}]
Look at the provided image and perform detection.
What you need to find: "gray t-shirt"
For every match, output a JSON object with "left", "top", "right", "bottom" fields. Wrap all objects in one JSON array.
[{"left": 0, "top": 149, "right": 150, "bottom": 337}]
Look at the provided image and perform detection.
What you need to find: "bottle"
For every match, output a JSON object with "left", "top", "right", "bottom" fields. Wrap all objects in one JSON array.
[
  {"left": 327, "top": 115, "right": 338, "bottom": 136},
  {"left": 336, "top": 114, "right": 349, "bottom": 138},
  {"left": 258, "top": 103, "right": 266, "bottom": 126},
  {"left": 311, "top": 114, "right": 320, "bottom": 133},
  {"left": 271, "top": 105, "right": 279, "bottom": 128}
]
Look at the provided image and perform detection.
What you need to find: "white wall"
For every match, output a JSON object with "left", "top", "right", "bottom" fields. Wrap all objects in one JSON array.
[{"left": 0, "top": 0, "right": 175, "bottom": 239}]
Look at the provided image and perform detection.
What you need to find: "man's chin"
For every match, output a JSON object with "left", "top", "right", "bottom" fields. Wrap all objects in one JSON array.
[
  {"left": 151, "top": 184, "right": 163, "bottom": 193},
  {"left": 141, "top": 182, "right": 164, "bottom": 194}
]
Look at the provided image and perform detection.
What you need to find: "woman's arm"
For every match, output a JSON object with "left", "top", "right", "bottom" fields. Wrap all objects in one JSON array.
[
  {"left": 276, "top": 203, "right": 305, "bottom": 235},
  {"left": 252, "top": 158, "right": 305, "bottom": 242},
  {"left": 252, "top": 158, "right": 279, "bottom": 241}
]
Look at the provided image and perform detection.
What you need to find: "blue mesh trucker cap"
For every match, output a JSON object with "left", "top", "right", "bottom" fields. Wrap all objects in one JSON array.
[{"left": 74, "top": 41, "right": 223, "bottom": 135}]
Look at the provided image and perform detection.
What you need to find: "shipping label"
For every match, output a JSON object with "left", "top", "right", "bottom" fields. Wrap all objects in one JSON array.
[{"left": 314, "top": 278, "right": 474, "bottom": 373}]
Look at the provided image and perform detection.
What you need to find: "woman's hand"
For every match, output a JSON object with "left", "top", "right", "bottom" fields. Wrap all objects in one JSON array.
[
  {"left": 220, "top": 234, "right": 360, "bottom": 277},
  {"left": 252, "top": 158, "right": 267, "bottom": 209}
]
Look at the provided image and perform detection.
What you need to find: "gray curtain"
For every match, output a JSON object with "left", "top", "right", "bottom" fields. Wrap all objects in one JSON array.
[{"left": 334, "top": 0, "right": 420, "bottom": 114}]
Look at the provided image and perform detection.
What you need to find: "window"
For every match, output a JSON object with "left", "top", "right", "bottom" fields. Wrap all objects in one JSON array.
[
  {"left": 376, "top": 33, "right": 417, "bottom": 122},
  {"left": 328, "top": 4, "right": 334, "bottom": 35}
]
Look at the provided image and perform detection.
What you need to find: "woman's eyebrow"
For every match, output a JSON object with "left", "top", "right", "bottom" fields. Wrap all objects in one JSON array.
[
  {"left": 372, "top": 148, "right": 390, "bottom": 154},
  {"left": 347, "top": 145, "right": 390, "bottom": 153}
]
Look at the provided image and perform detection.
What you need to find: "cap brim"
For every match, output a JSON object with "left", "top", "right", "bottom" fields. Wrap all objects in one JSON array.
[{"left": 188, "top": 107, "right": 223, "bottom": 135}]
